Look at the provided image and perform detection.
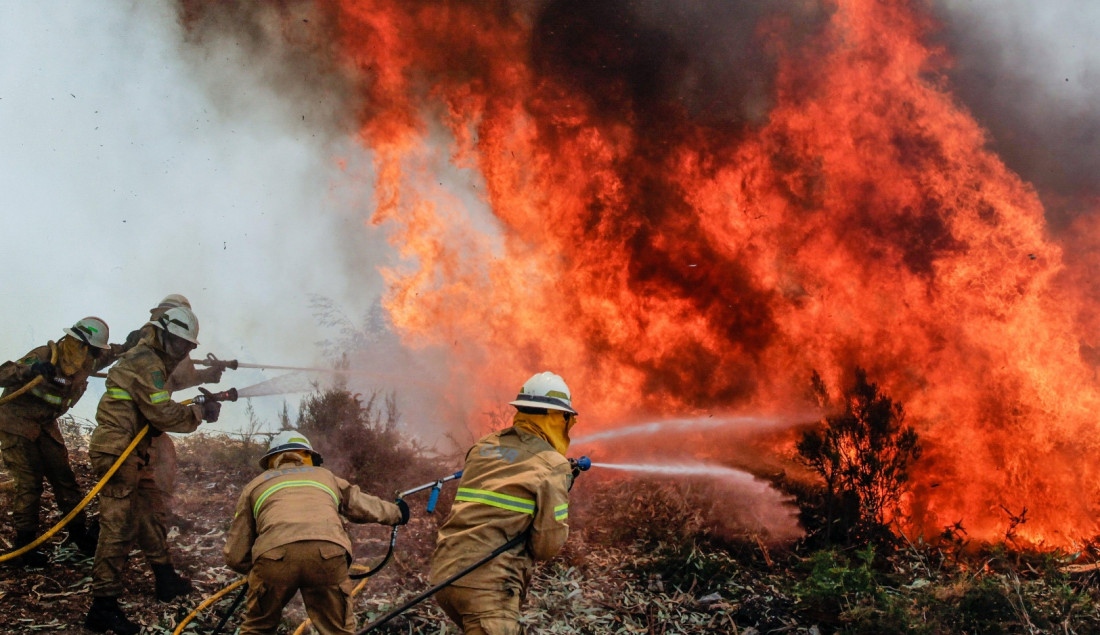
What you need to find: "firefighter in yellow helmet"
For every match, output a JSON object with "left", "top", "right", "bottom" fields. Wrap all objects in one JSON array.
[
  {"left": 224, "top": 431, "right": 409, "bottom": 634},
  {"left": 0, "top": 317, "right": 119, "bottom": 566},
  {"left": 85, "top": 306, "right": 220, "bottom": 634},
  {"left": 429, "top": 371, "right": 579, "bottom": 635}
]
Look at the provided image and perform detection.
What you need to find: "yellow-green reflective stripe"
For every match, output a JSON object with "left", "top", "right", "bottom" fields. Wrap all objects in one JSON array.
[
  {"left": 455, "top": 488, "right": 536, "bottom": 515},
  {"left": 150, "top": 391, "right": 170, "bottom": 404},
  {"left": 31, "top": 387, "right": 63, "bottom": 405},
  {"left": 554, "top": 503, "right": 568, "bottom": 520},
  {"left": 253, "top": 480, "right": 339, "bottom": 517},
  {"left": 107, "top": 388, "right": 132, "bottom": 400}
]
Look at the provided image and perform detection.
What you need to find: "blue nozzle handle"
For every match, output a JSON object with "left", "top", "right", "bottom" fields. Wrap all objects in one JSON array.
[
  {"left": 426, "top": 485, "right": 442, "bottom": 514},
  {"left": 570, "top": 456, "right": 591, "bottom": 471}
]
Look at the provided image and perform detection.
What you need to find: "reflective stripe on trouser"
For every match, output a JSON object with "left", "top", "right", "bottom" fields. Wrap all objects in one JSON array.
[
  {"left": 90, "top": 451, "right": 172, "bottom": 597},
  {"left": 241, "top": 541, "right": 355, "bottom": 635},
  {"left": 436, "top": 585, "right": 524, "bottom": 635},
  {"left": 0, "top": 429, "right": 86, "bottom": 531}
]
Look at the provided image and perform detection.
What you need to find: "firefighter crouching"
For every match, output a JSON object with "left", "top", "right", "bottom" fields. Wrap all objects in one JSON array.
[
  {"left": 224, "top": 431, "right": 409, "bottom": 635},
  {"left": 429, "top": 371, "right": 579, "bottom": 635},
  {"left": 0, "top": 317, "right": 118, "bottom": 566},
  {"left": 85, "top": 306, "right": 220, "bottom": 634}
]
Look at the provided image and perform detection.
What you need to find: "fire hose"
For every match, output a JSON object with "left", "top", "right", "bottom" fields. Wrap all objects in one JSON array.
[
  {"left": 0, "top": 341, "right": 58, "bottom": 407},
  {"left": 182, "top": 468, "right": 466, "bottom": 634},
  {"left": 0, "top": 388, "right": 238, "bottom": 564},
  {"left": 353, "top": 456, "right": 591, "bottom": 634}
]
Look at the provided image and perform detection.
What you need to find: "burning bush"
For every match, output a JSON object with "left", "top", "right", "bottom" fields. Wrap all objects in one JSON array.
[{"left": 797, "top": 368, "right": 921, "bottom": 547}]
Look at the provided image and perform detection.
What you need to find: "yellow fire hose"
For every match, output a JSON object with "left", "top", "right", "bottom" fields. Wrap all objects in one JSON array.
[
  {"left": 174, "top": 564, "right": 372, "bottom": 635},
  {"left": 172, "top": 577, "right": 248, "bottom": 635},
  {"left": 0, "top": 394, "right": 201, "bottom": 563},
  {"left": 0, "top": 341, "right": 58, "bottom": 407},
  {"left": 0, "top": 424, "right": 150, "bottom": 563}
]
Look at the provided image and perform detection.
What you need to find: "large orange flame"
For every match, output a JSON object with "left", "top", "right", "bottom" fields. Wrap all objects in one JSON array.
[{"left": 182, "top": 0, "right": 1100, "bottom": 545}]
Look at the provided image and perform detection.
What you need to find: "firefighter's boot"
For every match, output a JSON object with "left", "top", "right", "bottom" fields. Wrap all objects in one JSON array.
[
  {"left": 84, "top": 596, "right": 140, "bottom": 634},
  {"left": 11, "top": 530, "right": 48, "bottom": 567},
  {"left": 152, "top": 562, "right": 193, "bottom": 601},
  {"left": 64, "top": 518, "right": 100, "bottom": 556}
]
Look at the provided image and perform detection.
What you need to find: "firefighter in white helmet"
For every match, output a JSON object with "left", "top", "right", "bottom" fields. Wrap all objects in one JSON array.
[
  {"left": 224, "top": 431, "right": 408, "bottom": 634},
  {"left": 0, "top": 317, "right": 120, "bottom": 566},
  {"left": 85, "top": 306, "right": 220, "bottom": 634},
  {"left": 429, "top": 371, "right": 579, "bottom": 634},
  {"left": 117, "top": 295, "right": 227, "bottom": 544}
]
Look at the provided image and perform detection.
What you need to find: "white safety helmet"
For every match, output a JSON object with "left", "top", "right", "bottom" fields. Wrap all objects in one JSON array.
[
  {"left": 260, "top": 430, "right": 323, "bottom": 469},
  {"left": 155, "top": 294, "right": 192, "bottom": 311},
  {"left": 509, "top": 371, "right": 577, "bottom": 415},
  {"left": 150, "top": 305, "right": 200, "bottom": 345},
  {"left": 64, "top": 316, "right": 111, "bottom": 350}
]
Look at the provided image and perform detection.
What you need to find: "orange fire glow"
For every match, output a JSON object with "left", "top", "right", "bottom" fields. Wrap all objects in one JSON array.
[{"left": 184, "top": 0, "right": 1100, "bottom": 545}]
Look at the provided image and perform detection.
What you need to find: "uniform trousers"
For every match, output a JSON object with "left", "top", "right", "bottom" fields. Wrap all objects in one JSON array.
[{"left": 242, "top": 540, "right": 356, "bottom": 635}]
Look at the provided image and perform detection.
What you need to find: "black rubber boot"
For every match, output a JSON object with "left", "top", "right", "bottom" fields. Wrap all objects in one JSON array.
[
  {"left": 64, "top": 518, "right": 99, "bottom": 555},
  {"left": 11, "top": 530, "right": 48, "bottom": 567},
  {"left": 84, "top": 596, "right": 140, "bottom": 634},
  {"left": 151, "top": 562, "right": 193, "bottom": 601}
]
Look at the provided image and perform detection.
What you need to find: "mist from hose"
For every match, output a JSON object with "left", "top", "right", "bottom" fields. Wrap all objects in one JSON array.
[
  {"left": 572, "top": 414, "right": 800, "bottom": 445},
  {"left": 234, "top": 373, "right": 317, "bottom": 399},
  {"left": 591, "top": 461, "right": 802, "bottom": 543}
]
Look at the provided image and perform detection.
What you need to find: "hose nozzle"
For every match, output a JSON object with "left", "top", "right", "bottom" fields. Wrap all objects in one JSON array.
[
  {"left": 569, "top": 456, "right": 591, "bottom": 472},
  {"left": 191, "top": 387, "right": 239, "bottom": 405}
]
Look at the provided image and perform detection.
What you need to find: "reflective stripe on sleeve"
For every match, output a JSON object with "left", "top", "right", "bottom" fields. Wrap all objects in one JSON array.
[
  {"left": 455, "top": 488, "right": 536, "bottom": 515},
  {"left": 107, "top": 388, "right": 132, "bottom": 401},
  {"left": 30, "top": 387, "right": 63, "bottom": 406},
  {"left": 149, "top": 391, "right": 170, "bottom": 404},
  {"left": 253, "top": 480, "right": 339, "bottom": 517},
  {"left": 554, "top": 503, "right": 568, "bottom": 521}
]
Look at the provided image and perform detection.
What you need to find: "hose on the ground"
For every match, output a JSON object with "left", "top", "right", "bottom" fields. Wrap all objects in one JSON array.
[
  {"left": 171, "top": 577, "right": 248, "bottom": 635},
  {"left": 353, "top": 531, "right": 528, "bottom": 634},
  {"left": 0, "top": 423, "right": 149, "bottom": 563}
]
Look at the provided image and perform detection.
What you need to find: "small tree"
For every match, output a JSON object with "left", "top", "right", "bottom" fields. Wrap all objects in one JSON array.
[{"left": 797, "top": 368, "right": 921, "bottom": 546}]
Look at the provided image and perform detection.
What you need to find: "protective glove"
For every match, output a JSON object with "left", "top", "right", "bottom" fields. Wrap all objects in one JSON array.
[
  {"left": 30, "top": 361, "right": 56, "bottom": 379},
  {"left": 201, "top": 366, "right": 224, "bottom": 384},
  {"left": 201, "top": 399, "right": 222, "bottom": 423},
  {"left": 395, "top": 499, "right": 410, "bottom": 525}
]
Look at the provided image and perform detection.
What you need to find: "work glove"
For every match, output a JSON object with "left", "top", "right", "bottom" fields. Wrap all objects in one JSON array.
[
  {"left": 201, "top": 366, "right": 224, "bottom": 384},
  {"left": 201, "top": 399, "right": 221, "bottom": 423},
  {"left": 395, "top": 499, "right": 410, "bottom": 525},
  {"left": 30, "top": 361, "right": 56, "bottom": 379}
]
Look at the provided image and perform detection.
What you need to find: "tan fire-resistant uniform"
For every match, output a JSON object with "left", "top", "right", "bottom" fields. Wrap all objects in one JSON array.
[
  {"left": 0, "top": 338, "right": 119, "bottom": 532},
  {"left": 429, "top": 423, "right": 573, "bottom": 635},
  {"left": 122, "top": 323, "right": 222, "bottom": 515},
  {"left": 224, "top": 457, "right": 403, "bottom": 635},
  {"left": 89, "top": 335, "right": 203, "bottom": 597}
]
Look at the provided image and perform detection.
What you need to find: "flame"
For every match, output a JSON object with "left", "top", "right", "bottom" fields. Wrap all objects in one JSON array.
[{"left": 181, "top": 0, "right": 1100, "bottom": 545}]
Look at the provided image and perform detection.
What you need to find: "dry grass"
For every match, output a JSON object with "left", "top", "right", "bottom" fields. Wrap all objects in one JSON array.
[{"left": 4, "top": 410, "right": 1100, "bottom": 634}]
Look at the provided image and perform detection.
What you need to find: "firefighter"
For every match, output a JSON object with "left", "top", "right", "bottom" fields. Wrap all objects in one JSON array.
[
  {"left": 429, "top": 371, "right": 579, "bottom": 635},
  {"left": 224, "top": 430, "right": 409, "bottom": 635},
  {"left": 84, "top": 306, "right": 221, "bottom": 635},
  {"left": 123, "top": 294, "right": 224, "bottom": 530},
  {"left": 0, "top": 317, "right": 117, "bottom": 566}
]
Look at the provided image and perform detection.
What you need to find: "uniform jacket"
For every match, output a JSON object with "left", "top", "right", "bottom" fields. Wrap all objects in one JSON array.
[
  {"left": 0, "top": 340, "right": 119, "bottom": 442},
  {"left": 223, "top": 461, "right": 402, "bottom": 574},
  {"left": 429, "top": 426, "right": 572, "bottom": 592},
  {"left": 89, "top": 335, "right": 202, "bottom": 457}
]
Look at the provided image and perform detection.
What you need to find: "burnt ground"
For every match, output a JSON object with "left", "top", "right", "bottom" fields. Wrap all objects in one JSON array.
[{"left": 4, "top": 416, "right": 1100, "bottom": 634}]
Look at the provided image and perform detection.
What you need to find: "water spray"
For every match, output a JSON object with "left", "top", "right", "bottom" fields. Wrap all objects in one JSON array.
[{"left": 571, "top": 414, "right": 803, "bottom": 446}]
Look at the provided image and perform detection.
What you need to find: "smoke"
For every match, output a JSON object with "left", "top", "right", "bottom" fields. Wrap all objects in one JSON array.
[
  {"left": 931, "top": 0, "right": 1100, "bottom": 228},
  {"left": 162, "top": 0, "right": 1100, "bottom": 543}
]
